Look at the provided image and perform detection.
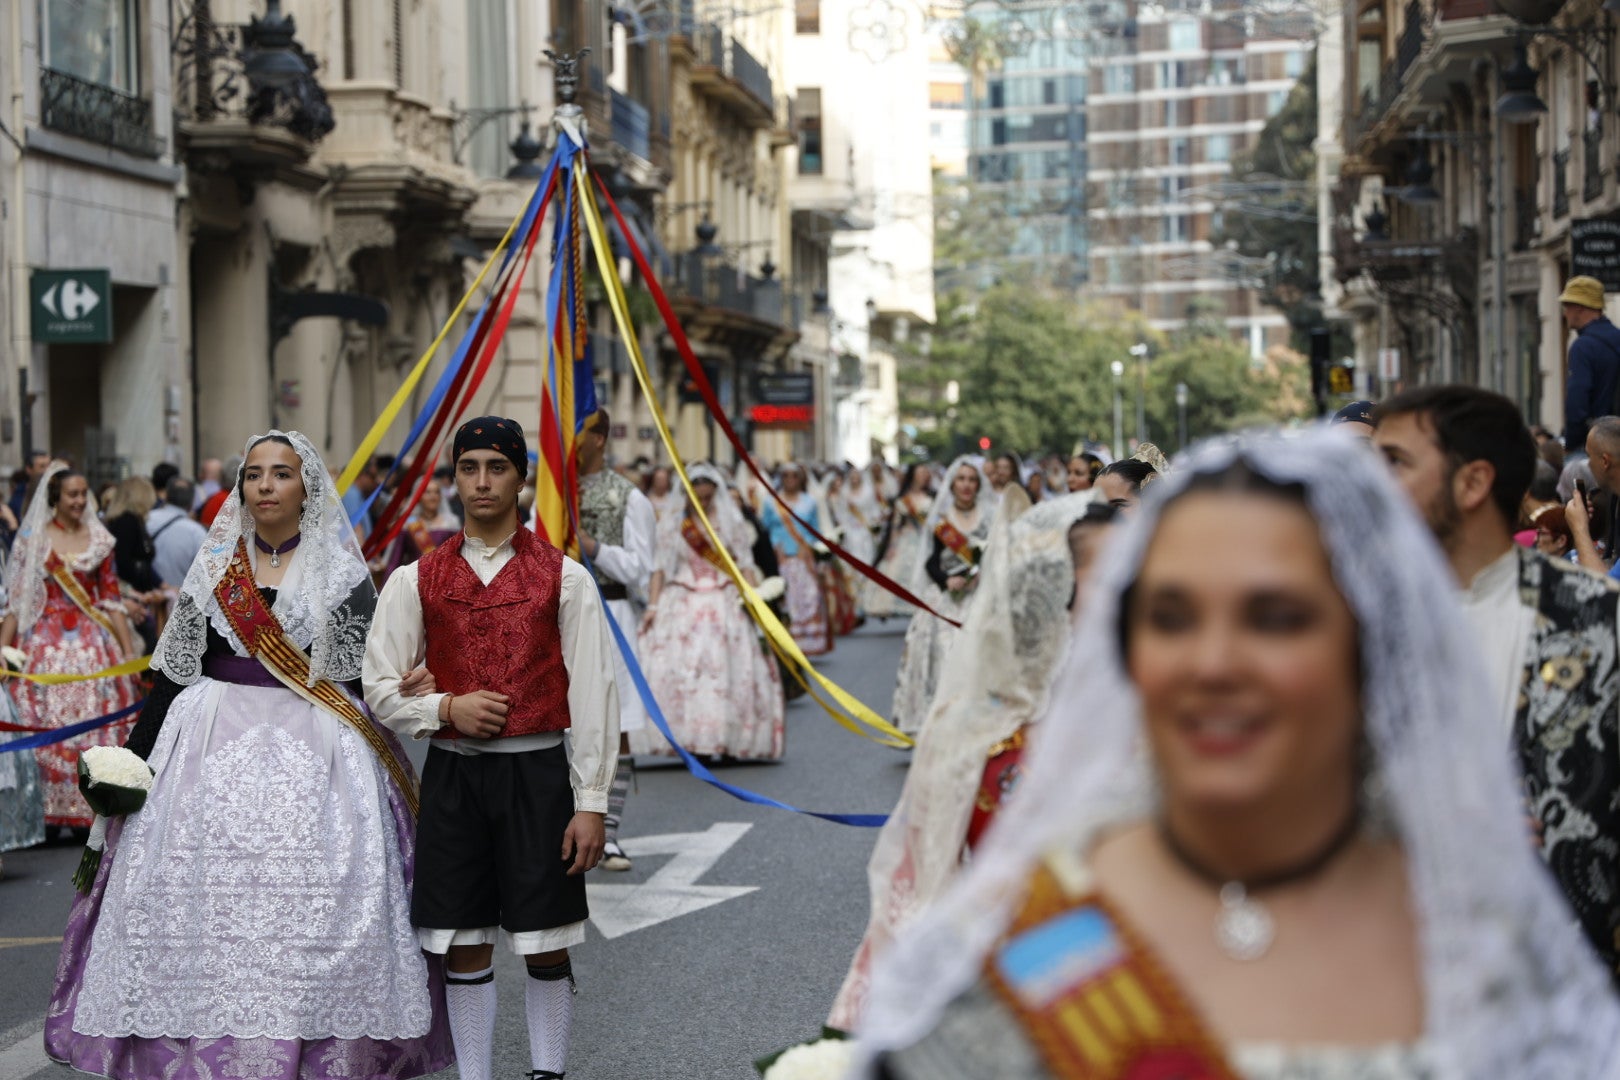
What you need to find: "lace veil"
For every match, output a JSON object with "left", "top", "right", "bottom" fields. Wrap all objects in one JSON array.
[
  {"left": 655, "top": 462, "right": 756, "bottom": 578},
  {"left": 5, "top": 461, "right": 116, "bottom": 637},
  {"left": 855, "top": 429, "right": 1620, "bottom": 1078},
  {"left": 151, "top": 431, "right": 373, "bottom": 686},
  {"left": 908, "top": 456, "right": 990, "bottom": 594}
]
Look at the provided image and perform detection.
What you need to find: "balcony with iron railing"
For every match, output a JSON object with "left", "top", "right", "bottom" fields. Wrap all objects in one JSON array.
[
  {"left": 672, "top": 253, "right": 787, "bottom": 329},
  {"left": 689, "top": 28, "right": 775, "bottom": 126},
  {"left": 39, "top": 67, "right": 162, "bottom": 158},
  {"left": 1554, "top": 148, "right": 1571, "bottom": 218},
  {"left": 170, "top": 0, "right": 333, "bottom": 169},
  {"left": 1586, "top": 127, "right": 1605, "bottom": 202}
]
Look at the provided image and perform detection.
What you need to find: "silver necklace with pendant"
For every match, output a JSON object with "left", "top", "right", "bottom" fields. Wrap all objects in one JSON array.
[{"left": 1159, "top": 811, "right": 1361, "bottom": 963}]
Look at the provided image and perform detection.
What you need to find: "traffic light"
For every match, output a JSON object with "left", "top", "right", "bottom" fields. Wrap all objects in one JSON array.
[
  {"left": 978, "top": 436, "right": 991, "bottom": 451},
  {"left": 1329, "top": 364, "right": 1354, "bottom": 396}
]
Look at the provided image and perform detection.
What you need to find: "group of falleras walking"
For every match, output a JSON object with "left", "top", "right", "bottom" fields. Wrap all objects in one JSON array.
[{"left": 20, "top": 387, "right": 1620, "bottom": 1080}]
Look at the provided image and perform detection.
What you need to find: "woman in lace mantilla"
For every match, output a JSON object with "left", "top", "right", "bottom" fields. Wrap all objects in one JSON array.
[
  {"left": 890, "top": 457, "right": 993, "bottom": 737},
  {"left": 856, "top": 431, "right": 1620, "bottom": 1080},
  {"left": 0, "top": 463, "right": 141, "bottom": 829},
  {"left": 45, "top": 431, "right": 452, "bottom": 1080}
]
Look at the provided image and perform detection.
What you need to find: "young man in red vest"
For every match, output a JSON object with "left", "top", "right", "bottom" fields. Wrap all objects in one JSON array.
[{"left": 364, "top": 416, "right": 620, "bottom": 1080}]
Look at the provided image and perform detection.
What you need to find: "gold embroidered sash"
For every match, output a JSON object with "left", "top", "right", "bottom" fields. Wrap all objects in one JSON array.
[
  {"left": 681, "top": 515, "right": 730, "bottom": 575},
  {"left": 934, "top": 520, "right": 979, "bottom": 566},
  {"left": 985, "top": 860, "right": 1240, "bottom": 1080},
  {"left": 212, "top": 538, "right": 419, "bottom": 816},
  {"left": 47, "top": 552, "right": 119, "bottom": 638}
]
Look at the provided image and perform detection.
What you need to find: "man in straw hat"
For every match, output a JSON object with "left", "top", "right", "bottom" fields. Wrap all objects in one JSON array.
[{"left": 1559, "top": 274, "right": 1620, "bottom": 452}]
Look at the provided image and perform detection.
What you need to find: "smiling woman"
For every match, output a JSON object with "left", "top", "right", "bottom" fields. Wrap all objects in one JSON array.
[{"left": 855, "top": 429, "right": 1620, "bottom": 1080}]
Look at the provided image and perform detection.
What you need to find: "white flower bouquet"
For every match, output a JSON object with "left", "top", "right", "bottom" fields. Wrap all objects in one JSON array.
[
  {"left": 757, "top": 1035, "right": 853, "bottom": 1079},
  {"left": 1, "top": 645, "right": 27, "bottom": 672},
  {"left": 72, "top": 745, "right": 155, "bottom": 892},
  {"left": 753, "top": 576, "right": 786, "bottom": 604}
]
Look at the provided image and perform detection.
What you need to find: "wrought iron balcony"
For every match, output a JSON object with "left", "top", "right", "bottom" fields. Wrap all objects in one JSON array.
[
  {"left": 1554, "top": 148, "right": 1570, "bottom": 218},
  {"left": 690, "top": 29, "right": 774, "bottom": 124},
  {"left": 1585, "top": 128, "right": 1605, "bottom": 203},
  {"left": 610, "top": 89, "right": 651, "bottom": 161},
  {"left": 170, "top": 0, "right": 334, "bottom": 168},
  {"left": 673, "top": 253, "right": 786, "bottom": 327},
  {"left": 39, "top": 67, "right": 161, "bottom": 158}
]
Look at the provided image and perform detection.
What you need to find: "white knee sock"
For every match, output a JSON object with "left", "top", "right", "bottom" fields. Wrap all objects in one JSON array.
[
  {"left": 444, "top": 963, "right": 497, "bottom": 1080},
  {"left": 525, "top": 959, "right": 576, "bottom": 1077}
]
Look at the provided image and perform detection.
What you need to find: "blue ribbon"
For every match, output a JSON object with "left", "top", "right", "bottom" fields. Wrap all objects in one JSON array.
[
  {"left": 0, "top": 699, "right": 145, "bottom": 753},
  {"left": 583, "top": 561, "right": 887, "bottom": 827}
]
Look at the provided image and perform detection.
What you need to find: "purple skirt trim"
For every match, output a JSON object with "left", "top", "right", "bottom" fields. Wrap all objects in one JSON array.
[
  {"left": 202, "top": 655, "right": 285, "bottom": 689},
  {"left": 43, "top": 722, "right": 454, "bottom": 1080}
]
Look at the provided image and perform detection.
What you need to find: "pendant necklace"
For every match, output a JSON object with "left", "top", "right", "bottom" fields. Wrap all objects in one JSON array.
[
  {"left": 254, "top": 532, "right": 302, "bottom": 569},
  {"left": 1157, "top": 809, "right": 1361, "bottom": 962}
]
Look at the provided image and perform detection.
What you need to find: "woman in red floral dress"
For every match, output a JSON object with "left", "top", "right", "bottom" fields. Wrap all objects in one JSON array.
[{"left": 0, "top": 464, "right": 141, "bottom": 828}]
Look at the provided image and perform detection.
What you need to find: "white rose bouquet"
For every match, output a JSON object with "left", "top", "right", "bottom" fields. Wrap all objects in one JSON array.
[
  {"left": 747, "top": 576, "right": 786, "bottom": 606},
  {"left": 756, "top": 1034, "right": 852, "bottom": 1080},
  {"left": 72, "top": 745, "right": 155, "bottom": 893},
  {"left": 1, "top": 645, "right": 27, "bottom": 672}
]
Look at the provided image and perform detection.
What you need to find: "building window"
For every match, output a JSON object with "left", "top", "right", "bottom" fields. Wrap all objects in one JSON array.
[
  {"left": 1161, "top": 214, "right": 1190, "bottom": 243},
  {"left": 1206, "top": 133, "right": 1231, "bottom": 162},
  {"left": 1171, "top": 136, "right": 1191, "bottom": 164},
  {"left": 796, "top": 0, "right": 820, "bottom": 34},
  {"left": 1169, "top": 18, "right": 1200, "bottom": 51},
  {"left": 1104, "top": 64, "right": 1134, "bottom": 94},
  {"left": 797, "top": 87, "right": 822, "bottom": 174},
  {"left": 45, "top": 0, "right": 140, "bottom": 93},
  {"left": 1285, "top": 50, "right": 1305, "bottom": 78}
]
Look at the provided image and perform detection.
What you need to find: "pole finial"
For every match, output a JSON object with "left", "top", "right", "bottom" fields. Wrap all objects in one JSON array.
[{"left": 544, "top": 48, "right": 592, "bottom": 106}]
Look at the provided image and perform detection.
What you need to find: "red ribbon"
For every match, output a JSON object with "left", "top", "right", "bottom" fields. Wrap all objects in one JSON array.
[{"left": 592, "top": 173, "right": 963, "bottom": 628}]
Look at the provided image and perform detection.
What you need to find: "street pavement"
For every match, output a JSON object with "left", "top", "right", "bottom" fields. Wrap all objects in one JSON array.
[{"left": 0, "top": 618, "right": 912, "bottom": 1080}]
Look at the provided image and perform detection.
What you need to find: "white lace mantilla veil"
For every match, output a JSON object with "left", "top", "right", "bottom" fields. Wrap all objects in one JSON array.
[
  {"left": 909, "top": 456, "right": 991, "bottom": 594},
  {"left": 854, "top": 429, "right": 1620, "bottom": 1079},
  {"left": 151, "top": 431, "right": 373, "bottom": 687},
  {"left": 655, "top": 462, "right": 756, "bottom": 578},
  {"left": 834, "top": 489, "right": 1093, "bottom": 1027},
  {"left": 5, "top": 461, "right": 116, "bottom": 637}
]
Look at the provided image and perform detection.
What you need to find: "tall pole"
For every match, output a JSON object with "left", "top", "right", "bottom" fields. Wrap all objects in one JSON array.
[
  {"left": 1111, "top": 360, "right": 1124, "bottom": 459},
  {"left": 1175, "top": 380, "right": 1188, "bottom": 451},
  {"left": 1130, "top": 342, "right": 1149, "bottom": 446}
]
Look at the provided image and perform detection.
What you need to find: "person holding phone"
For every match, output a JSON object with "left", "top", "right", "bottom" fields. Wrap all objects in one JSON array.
[{"left": 1564, "top": 416, "right": 1620, "bottom": 577}]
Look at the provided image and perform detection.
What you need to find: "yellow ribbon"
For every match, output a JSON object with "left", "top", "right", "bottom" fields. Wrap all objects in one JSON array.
[
  {"left": 0, "top": 654, "right": 151, "bottom": 683},
  {"left": 335, "top": 200, "right": 530, "bottom": 496},
  {"left": 575, "top": 161, "right": 912, "bottom": 749}
]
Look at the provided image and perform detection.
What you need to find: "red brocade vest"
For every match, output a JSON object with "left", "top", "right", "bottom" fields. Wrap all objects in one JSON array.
[{"left": 418, "top": 528, "right": 573, "bottom": 739}]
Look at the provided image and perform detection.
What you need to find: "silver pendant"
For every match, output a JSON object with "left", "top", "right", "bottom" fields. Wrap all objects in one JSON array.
[
  {"left": 270, "top": 551, "right": 280, "bottom": 568},
  {"left": 1214, "top": 883, "right": 1274, "bottom": 961}
]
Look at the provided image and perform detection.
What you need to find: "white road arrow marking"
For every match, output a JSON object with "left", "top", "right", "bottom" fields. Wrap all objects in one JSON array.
[{"left": 587, "top": 822, "right": 757, "bottom": 939}]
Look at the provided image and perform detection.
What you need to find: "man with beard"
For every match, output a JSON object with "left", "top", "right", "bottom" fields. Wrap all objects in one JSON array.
[{"left": 1375, "top": 386, "right": 1620, "bottom": 981}]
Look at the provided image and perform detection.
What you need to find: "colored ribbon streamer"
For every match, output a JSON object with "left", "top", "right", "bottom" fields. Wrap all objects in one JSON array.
[
  {"left": 0, "top": 699, "right": 144, "bottom": 753},
  {"left": 0, "top": 654, "right": 150, "bottom": 684},
  {"left": 574, "top": 162, "right": 911, "bottom": 750},
  {"left": 591, "top": 173, "right": 961, "bottom": 630},
  {"left": 592, "top": 580, "right": 886, "bottom": 826},
  {"left": 335, "top": 170, "right": 538, "bottom": 497}
]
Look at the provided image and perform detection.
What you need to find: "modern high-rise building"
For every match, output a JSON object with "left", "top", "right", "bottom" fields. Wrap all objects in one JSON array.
[
  {"left": 1085, "top": 11, "right": 1309, "bottom": 353},
  {"left": 961, "top": 3, "right": 1310, "bottom": 353}
]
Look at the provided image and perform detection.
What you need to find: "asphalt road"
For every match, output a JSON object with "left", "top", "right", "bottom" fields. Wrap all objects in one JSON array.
[{"left": 0, "top": 619, "right": 911, "bottom": 1080}]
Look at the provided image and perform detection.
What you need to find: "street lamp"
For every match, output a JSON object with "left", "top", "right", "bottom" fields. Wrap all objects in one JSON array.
[
  {"left": 1130, "top": 342, "right": 1150, "bottom": 446},
  {"left": 1110, "top": 360, "right": 1125, "bottom": 459},
  {"left": 1175, "top": 381, "right": 1189, "bottom": 450}
]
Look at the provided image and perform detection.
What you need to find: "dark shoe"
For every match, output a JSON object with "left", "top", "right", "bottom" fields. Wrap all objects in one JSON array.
[
  {"left": 601, "top": 840, "right": 632, "bottom": 872},
  {"left": 526, "top": 1072, "right": 565, "bottom": 1079}
]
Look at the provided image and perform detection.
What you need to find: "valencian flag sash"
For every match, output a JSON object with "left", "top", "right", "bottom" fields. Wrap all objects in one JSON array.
[
  {"left": 212, "top": 538, "right": 420, "bottom": 816},
  {"left": 47, "top": 553, "right": 120, "bottom": 638},
  {"left": 681, "top": 516, "right": 730, "bottom": 575},
  {"left": 986, "top": 858, "right": 1240, "bottom": 1080},
  {"left": 934, "top": 520, "right": 980, "bottom": 567}
]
